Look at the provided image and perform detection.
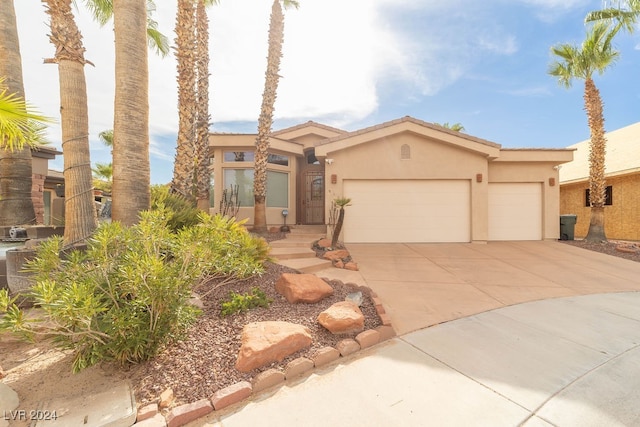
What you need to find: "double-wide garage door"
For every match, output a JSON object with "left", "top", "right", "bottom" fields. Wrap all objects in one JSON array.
[{"left": 343, "top": 180, "right": 471, "bottom": 243}]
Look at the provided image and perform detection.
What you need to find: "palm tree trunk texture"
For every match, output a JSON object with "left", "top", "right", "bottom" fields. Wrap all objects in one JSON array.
[
  {"left": 195, "top": 0, "right": 211, "bottom": 212},
  {"left": 112, "top": 0, "right": 151, "bottom": 226},
  {"left": 253, "top": 0, "right": 284, "bottom": 232},
  {"left": 0, "top": 0, "right": 36, "bottom": 226},
  {"left": 583, "top": 77, "right": 607, "bottom": 242},
  {"left": 44, "top": 0, "right": 97, "bottom": 246},
  {"left": 172, "top": 0, "right": 198, "bottom": 203}
]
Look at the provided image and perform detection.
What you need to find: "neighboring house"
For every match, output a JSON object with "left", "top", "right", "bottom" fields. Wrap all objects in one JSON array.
[
  {"left": 209, "top": 116, "right": 574, "bottom": 243},
  {"left": 31, "top": 146, "right": 64, "bottom": 226},
  {"left": 560, "top": 122, "right": 640, "bottom": 241}
]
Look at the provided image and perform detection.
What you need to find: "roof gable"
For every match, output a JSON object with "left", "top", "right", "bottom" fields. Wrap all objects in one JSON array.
[
  {"left": 315, "top": 116, "right": 501, "bottom": 159},
  {"left": 271, "top": 120, "right": 346, "bottom": 140}
]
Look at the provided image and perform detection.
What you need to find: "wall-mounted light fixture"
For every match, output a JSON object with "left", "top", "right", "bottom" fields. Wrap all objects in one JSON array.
[
  {"left": 476, "top": 173, "right": 483, "bottom": 183},
  {"left": 325, "top": 158, "right": 334, "bottom": 165},
  {"left": 549, "top": 177, "right": 556, "bottom": 186}
]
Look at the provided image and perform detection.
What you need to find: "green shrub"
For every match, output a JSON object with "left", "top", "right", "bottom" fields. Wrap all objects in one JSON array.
[
  {"left": 175, "top": 214, "right": 272, "bottom": 280},
  {"left": 220, "top": 287, "right": 272, "bottom": 317},
  {"left": 0, "top": 209, "right": 273, "bottom": 372},
  {"left": 2, "top": 209, "right": 200, "bottom": 372},
  {"left": 151, "top": 184, "right": 201, "bottom": 231}
]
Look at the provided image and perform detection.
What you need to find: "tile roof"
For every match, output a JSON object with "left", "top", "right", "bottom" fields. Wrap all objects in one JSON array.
[
  {"left": 271, "top": 120, "right": 347, "bottom": 136},
  {"left": 316, "top": 116, "right": 502, "bottom": 149},
  {"left": 559, "top": 122, "right": 640, "bottom": 183}
]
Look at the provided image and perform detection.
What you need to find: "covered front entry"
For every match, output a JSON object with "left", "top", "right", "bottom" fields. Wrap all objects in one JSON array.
[
  {"left": 342, "top": 179, "right": 471, "bottom": 243},
  {"left": 488, "top": 183, "right": 542, "bottom": 241}
]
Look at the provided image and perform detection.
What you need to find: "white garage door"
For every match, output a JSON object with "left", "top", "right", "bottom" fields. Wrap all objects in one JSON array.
[
  {"left": 488, "top": 183, "right": 542, "bottom": 241},
  {"left": 342, "top": 180, "right": 471, "bottom": 243}
]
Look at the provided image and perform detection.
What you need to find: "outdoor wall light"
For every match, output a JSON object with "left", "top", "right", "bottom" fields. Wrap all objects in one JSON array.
[
  {"left": 281, "top": 209, "right": 290, "bottom": 232},
  {"left": 325, "top": 158, "right": 334, "bottom": 165}
]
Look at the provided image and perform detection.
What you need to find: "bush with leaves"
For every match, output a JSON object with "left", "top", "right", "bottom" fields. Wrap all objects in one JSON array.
[
  {"left": 1, "top": 209, "right": 200, "bottom": 372},
  {"left": 176, "top": 214, "right": 272, "bottom": 287},
  {"left": 0, "top": 209, "right": 273, "bottom": 372},
  {"left": 220, "top": 287, "right": 273, "bottom": 317},
  {"left": 151, "top": 184, "right": 202, "bottom": 231}
]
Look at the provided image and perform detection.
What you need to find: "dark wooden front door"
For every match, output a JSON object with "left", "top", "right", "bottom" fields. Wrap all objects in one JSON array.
[{"left": 303, "top": 171, "right": 324, "bottom": 224}]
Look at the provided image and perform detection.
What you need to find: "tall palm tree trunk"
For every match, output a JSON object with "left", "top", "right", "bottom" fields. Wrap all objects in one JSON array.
[
  {"left": 171, "top": 0, "right": 197, "bottom": 203},
  {"left": 253, "top": 0, "right": 284, "bottom": 233},
  {"left": 44, "top": 0, "right": 97, "bottom": 246},
  {"left": 112, "top": 0, "right": 150, "bottom": 226},
  {"left": 0, "top": 0, "right": 36, "bottom": 226},
  {"left": 584, "top": 77, "right": 607, "bottom": 242},
  {"left": 195, "top": 0, "right": 211, "bottom": 211}
]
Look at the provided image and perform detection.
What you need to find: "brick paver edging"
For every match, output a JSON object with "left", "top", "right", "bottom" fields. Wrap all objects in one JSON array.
[{"left": 133, "top": 289, "right": 395, "bottom": 427}]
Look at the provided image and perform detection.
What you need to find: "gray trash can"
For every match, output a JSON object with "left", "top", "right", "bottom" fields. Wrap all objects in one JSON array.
[{"left": 559, "top": 214, "right": 577, "bottom": 240}]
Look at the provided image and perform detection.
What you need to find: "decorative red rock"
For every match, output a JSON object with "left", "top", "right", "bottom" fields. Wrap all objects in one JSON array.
[
  {"left": 323, "top": 249, "right": 350, "bottom": 261},
  {"left": 235, "top": 321, "right": 312, "bottom": 372},
  {"left": 317, "top": 301, "right": 365, "bottom": 334},
  {"left": 275, "top": 273, "right": 334, "bottom": 303}
]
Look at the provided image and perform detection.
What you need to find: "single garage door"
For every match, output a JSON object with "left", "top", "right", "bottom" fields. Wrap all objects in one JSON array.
[
  {"left": 488, "top": 183, "right": 542, "bottom": 241},
  {"left": 342, "top": 179, "right": 471, "bottom": 243}
]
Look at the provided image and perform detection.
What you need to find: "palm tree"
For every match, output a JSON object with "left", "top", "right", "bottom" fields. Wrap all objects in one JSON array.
[
  {"left": 549, "top": 22, "right": 619, "bottom": 242},
  {"left": 253, "top": 0, "right": 299, "bottom": 233},
  {"left": 0, "top": 78, "right": 50, "bottom": 151},
  {"left": 171, "top": 0, "right": 199, "bottom": 202},
  {"left": 438, "top": 122, "right": 465, "bottom": 132},
  {"left": 0, "top": 0, "right": 38, "bottom": 226},
  {"left": 43, "top": 0, "right": 97, "bottom": 246},
  {"left": 586, "top": 1, "right": 640, "bottom": 34},
  {"left": 171, "top": 0, "right": 216, "bottom": 209},
  {"left": 92, "top": 129, "right": 113, "bottom": 193},
  {"left": 195, "top": 0, "right": 213, "bottom": 211},
  {"left": 82, "top": 0, "right": 167, "bottom": 226},
  {"left": 112, "top": 0, "right": 150, "bottom": 226}
]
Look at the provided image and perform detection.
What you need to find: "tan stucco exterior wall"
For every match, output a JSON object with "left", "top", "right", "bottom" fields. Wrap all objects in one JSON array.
[
  {"left": 322, "top": 133, "right": 490, "bottom": 242},
  {"left": 489, "top": 161, "right": 562, "bottom": 241},
  {"left": 560, "top": 173, "right": 640, "bottom": 241}
]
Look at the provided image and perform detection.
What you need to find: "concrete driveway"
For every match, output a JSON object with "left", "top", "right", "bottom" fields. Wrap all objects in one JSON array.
[
  {"left": 347, "top": 241, "right": 640, "bottom": 335},
  {"left": 199, "top": 241, "right": 640, "bottom": 427}
]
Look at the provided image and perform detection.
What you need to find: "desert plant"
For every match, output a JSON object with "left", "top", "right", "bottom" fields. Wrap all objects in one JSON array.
[
  {"left": 176, "top": 214, "right": 272, "bottom": 293},
  {"left": 330, "top": 197, "right": 351, "bottom": 248},
  {"left": 0, "top": 209, "right": 200, "bottom": 372},
  {"left": 219, "top": 184, "right": 240, "bottom": 217},
  {"left": 151, "top": 184, "right": 201, "bottom": 231},
  {"left": 220, "top": 287, "right": 272, "bottom": 317}
]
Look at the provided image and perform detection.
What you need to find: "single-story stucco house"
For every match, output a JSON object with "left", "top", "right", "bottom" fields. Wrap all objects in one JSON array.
[
  {"left": 209, "top": 116, "right": 574, "bottom": 243},
  {"left": 560, "top": 122, "right": 640, "bottom": 241}
]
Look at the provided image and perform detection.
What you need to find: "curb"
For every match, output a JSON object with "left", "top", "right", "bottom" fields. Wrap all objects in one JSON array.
[{"left": 132, "top": 289, "right": 395, "bottom": 427}]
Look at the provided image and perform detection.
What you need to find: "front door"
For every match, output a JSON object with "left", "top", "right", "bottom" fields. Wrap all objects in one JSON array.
[{"left": 303, "top": 171, "right": 324, "bottom": 224}]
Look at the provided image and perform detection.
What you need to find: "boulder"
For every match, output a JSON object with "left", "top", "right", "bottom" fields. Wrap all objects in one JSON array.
[
  {"left": 275, "top": 273, "right": 334, "bottom": 304},
  {"left": 317, "top": 238, "right": 332, "bottom": 248},
  {"left": 323, "top": 249, "right": 349, "bottom": 261},
  {"left": 317, "top": 301, "right": 365, "bottom": 334},
  {"left": 235, "top": 321, "right": 312, "bottom": 372}
]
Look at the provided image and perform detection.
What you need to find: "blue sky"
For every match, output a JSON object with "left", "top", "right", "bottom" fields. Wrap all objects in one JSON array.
[{"left": 14, "top": 0, "right": 640, "bottom": 184}]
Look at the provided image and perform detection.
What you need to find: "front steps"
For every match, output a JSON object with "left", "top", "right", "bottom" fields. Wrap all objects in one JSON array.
[{"left": 270, "top": 225, "right": 332, "bottom": 273}]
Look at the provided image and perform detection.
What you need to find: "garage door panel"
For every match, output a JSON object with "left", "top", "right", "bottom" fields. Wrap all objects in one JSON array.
[
  {"left": 488, "top": 183, "right": 542, "bottom": 241},
  {"left": 343, "top": 180, "right": 470, "bottom": 243}
]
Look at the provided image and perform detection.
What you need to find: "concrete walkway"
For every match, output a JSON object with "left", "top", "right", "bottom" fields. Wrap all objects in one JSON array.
[{"left": 196, "top": 241, "right": 640, "bottom": 426}]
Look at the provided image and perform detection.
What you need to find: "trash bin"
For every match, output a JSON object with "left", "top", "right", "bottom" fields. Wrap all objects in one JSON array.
[{"left": 559, "top": 214, "right": 577, "bottom": 240}]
